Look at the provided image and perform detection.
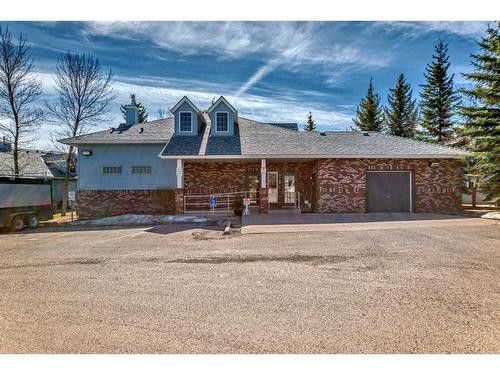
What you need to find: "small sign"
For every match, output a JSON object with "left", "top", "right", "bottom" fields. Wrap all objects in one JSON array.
[
  {"left": 68, "top": 191, "right": 76, "bottom": 201},
  {"left": 209, "top": 195, "right": 217, "bottom": 208},
  {"left": 176, "top": 168, "right": 183, "bottom": 177},
  {"left": 243, "top": 197, "right": 251, "bottom": 216}
]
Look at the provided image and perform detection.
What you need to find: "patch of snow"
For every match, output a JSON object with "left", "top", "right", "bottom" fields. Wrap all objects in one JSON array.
[
  {"left": 73, "top": 214, "right": 208, "bottom": 226},
  {"left": 481, "top": 211, "right": 500, "bottom": 220}
]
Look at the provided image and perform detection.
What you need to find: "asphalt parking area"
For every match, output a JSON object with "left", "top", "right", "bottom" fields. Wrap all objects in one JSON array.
[{"left": 0, "top": 219, "right": 499, "bottom": 353}]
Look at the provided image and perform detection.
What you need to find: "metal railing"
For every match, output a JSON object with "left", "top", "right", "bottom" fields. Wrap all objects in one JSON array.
[
  {"left": 282, "top": 191, "right": 301, "bottom": 209},
  {"left": 183, "top": 191, "right": 259, "bottom": 214}
]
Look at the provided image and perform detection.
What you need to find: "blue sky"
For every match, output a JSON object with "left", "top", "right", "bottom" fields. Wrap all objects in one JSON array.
[{"left": 0, "top": 21, "right": 492, "bottom": 149}]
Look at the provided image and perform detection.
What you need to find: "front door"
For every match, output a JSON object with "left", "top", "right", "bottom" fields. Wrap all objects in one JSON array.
[
  {"left": 267, "top": 171, "right": 278, "bottom": 203},
  {"left": 283, "top": 173, "right": 296, "bottom": 205}
]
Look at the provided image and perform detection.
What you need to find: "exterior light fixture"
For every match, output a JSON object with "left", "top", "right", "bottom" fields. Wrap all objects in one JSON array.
[
  {"left": 429, "top": 162, "right": 439, "bottom": 168},
  {"left": 82, "top": 150, "right": 92, "bottom": 156}
]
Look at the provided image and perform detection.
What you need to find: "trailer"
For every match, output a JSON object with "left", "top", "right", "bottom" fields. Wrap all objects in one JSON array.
[{"left": 0, "top": 177, "right": 53, "bottom": 231}]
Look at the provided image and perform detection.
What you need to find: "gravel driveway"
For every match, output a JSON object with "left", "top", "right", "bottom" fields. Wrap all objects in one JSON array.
[{"left": 0, "top": 220, "right": 499, "bottom": 353}]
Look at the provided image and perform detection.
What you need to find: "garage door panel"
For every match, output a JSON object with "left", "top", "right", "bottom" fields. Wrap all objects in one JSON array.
[{"left": 366, "top": 172, "right": 411, "bottom": 212}]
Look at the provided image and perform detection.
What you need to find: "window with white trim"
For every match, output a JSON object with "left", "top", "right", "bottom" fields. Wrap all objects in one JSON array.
[
  {"left": 179, "top": 112, "right": 192, "bottom": 132},
  {"left": 131, "top": 165, "right": 152, "bottom": 174},
  {"left": 216, "top": 112, "right": 229, "bottom": 132},
  {"left": 102, "top": 166, "right": 121, "bottom": 174}
]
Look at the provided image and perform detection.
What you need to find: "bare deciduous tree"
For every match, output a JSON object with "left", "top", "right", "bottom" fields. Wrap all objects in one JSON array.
[
  {"left": 0, "top": 26, "right": 43, "bottom": 175},
  {"left": 157, "top": 107, "right": 168, "bottom": 119},
  {"left": 47, "top": 52, "right": 116, "bottom": 215}
]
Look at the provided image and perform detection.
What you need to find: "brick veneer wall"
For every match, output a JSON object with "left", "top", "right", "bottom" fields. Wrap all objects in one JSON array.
[
  {"left": 183, "top": 161, "right": 316, "bottom": 210},
  {"left": 184, "top": 162, "right": 248, "bottom": 194},
  {"left": 315, "top": 158, "right": 463, "bottom": 213},
  {"left": 76, "top": 189, "right": 175, "bottom": 219}
]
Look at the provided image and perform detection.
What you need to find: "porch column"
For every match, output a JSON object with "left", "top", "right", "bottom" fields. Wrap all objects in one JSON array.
[
  {"left": 174, "top": 159, "right": 184, "bottom": 215},
  {"left": 176, "top": 159, "right": 184, "bottom": 188},
  {"left": 259, "top": 159, "right": 268, "bottom": 214}
]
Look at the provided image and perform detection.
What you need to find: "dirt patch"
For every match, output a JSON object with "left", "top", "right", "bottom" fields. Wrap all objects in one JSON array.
[
  {"left": 191, "top": 228, "right": 241, "bottom": 241},
  {"left": 167, "top": 254, "right": 354, "bottom": 265},
  {"left": 0, "top": 258, "right": 105, "bottom": 270}
]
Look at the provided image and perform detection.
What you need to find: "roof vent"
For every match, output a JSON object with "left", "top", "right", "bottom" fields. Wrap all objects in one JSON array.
[
  {"left": 139, "top": 127, "right": 144, "bottom": 134},
  {"left": 362, "top": 131, "right": 369, "bottom": 136},
  {"left": 319, "top": 131, "right": 326, "bottom": 136}
]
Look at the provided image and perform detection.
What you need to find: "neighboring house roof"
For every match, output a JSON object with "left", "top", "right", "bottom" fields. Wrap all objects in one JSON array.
[
  {"left": 0, "top": 150, "right": 54, "bottom": 178},
  {"left": 41, "top": 152, "right": 77, "bottom": 179},
  {"left": 59, "top": 118, "right": 174, "bottom": 145},
  {"left": 59, "top": 115, "right": 468, "bottom": 159},
  {"left": 266, "top": 122, "right": 299, "bottom": 131}
]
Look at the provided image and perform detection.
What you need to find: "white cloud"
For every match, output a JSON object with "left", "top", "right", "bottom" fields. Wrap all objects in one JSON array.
[
  {"left": 83, "top": 21, "right": 391, "bottom": 88},
  {"left": 382, "top": 21, "right": 491, "bottom": 38}
]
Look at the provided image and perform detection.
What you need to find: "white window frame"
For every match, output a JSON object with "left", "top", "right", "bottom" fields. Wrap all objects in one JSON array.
[
  {"left": 179, "top": 111, "right": 193, "bottom": 133},
  {"left": 215, "top": 111, "right": 229, "bottom": 133}
]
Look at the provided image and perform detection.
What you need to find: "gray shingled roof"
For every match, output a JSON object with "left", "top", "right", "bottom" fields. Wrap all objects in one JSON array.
[
  {"left": 0, "top": 150, "right": 54, "bottom": 178},
  {"left": 266, "top": 122, "right": 299, "bottom": 131},
  {"left": 59, "top": 115, "right": 468, "bottom": 158},
  {"left": 161, "top": 117, "right": 468, "bottom": 158},
  {"left": 59, "top": 118, "right": 174, "bottom": 144}
]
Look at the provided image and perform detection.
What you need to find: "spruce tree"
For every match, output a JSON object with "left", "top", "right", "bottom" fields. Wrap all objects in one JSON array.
[
  {"left": 419, "top": 40, "right": 460, "bottom": 143},
  {"left": 352, "top": 78, "right": 384, "bottom": 131},
  {"left": 120, "top": 94, "right": 148, "bottom": 123},
  {"left": 304, "top": 112, "right": 316, "bottom": 131},
  {"left": 459, "top": 23, "right": 500, "bottom": 204},
  {"left": 384, "top": 74, "right": 418, "bottom": 138}
]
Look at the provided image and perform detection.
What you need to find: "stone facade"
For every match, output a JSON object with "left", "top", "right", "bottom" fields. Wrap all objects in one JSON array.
[
  {"left": 76, "top": 189, "right": 175, "bottom": 219},
  {"left": 315, "top": 158, "right": 463, "bottom": 213}
]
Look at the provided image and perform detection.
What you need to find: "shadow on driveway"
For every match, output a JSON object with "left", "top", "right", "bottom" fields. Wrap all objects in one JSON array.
[
  {"left": 0, "top": 222, "right": 224, "bottom": 237},
  {"left": 242, "top": 212, "right": 466, "bottom": 226}
]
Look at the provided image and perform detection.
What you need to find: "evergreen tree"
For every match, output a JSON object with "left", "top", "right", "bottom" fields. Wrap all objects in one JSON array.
[
  {"left": 459, "top": 23, "right": 500, "bottom": 204},
  {"left": 384, "top": 74, "right": 418, "bottom": 138},
  {"left": 419, "top": 40, "right": 460, "bottom": 143},
  {"left": 120, "top": 94, "right": 148, "bottom": 123},
  {"left": 304, "top": 112, "right": 316, "bottom": 131},
  {"left": 352, "top": 78, "right": 384, "bottom": 131}
]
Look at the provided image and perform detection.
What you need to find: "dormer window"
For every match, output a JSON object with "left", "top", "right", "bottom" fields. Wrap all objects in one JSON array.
[
  {"left": 216, "top": 112, "right": 229, "bottom": 132},
  {"left": 179, "top": 112, "right": 192, "bottom": 132}
]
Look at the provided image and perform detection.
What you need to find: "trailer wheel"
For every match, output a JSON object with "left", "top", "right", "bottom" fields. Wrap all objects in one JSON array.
[
  {"left": 11, "top": 216, "right": 25, "bottom": 232},
  {"left": 28, "top": 215, "right": 39, "bottom": 229}
]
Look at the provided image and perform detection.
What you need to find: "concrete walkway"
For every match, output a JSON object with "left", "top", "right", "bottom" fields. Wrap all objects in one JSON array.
[{"left": 241, "top": 212, "right": 496, "bottom": 234}]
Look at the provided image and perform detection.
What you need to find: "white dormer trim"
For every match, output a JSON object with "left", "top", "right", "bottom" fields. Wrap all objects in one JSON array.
[
  {"left": 215, "top": 111, "right": 230, "bottom": 133},
  {"left": 170, "top": 96, "right": 201, "bottom": 115},
  {"left": 178, "top": 111, "right": 193, "bottom": 133},
  {"left": 207, "top": 96, "right": 237, "bottom": 114}
]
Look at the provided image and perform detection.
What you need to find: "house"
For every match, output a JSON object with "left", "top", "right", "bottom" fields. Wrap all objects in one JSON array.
[
  {"left": 0, "top": 140, "right": 77, "bottom": 210},
  {"left": 59, "top": 96, "right": 468, "bottom": 219}
]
